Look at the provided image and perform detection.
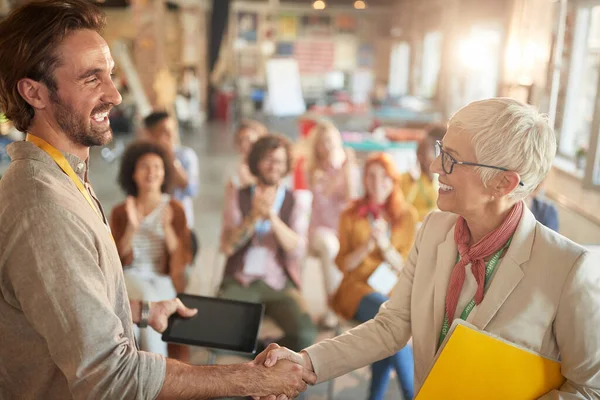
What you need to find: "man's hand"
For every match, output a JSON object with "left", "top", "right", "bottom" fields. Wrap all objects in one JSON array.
[
  {"left": 249, "top": 359, "right": 316, "bottom": 400},
  {"left": 252, "top": 186, "right": 276, "bottom": 219},
  {"left": 252, "top": 344, "right": 316, "bottom": 400},
  {"left": 148, "top": 298, "right": 198, "bottom": 333}
]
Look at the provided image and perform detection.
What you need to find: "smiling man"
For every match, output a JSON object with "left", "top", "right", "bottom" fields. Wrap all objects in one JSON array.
[{"left": 0, "top": 1, "right": 314, "bottom": 399}]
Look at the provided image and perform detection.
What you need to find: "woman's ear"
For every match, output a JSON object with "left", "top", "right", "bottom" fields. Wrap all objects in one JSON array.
[{"left": 495, "top": 171, "right": 521, "bottom": 196}]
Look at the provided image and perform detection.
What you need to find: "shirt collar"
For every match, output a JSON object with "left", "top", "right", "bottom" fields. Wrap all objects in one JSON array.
[{"left": 7, "top": 140, "right": 89, "bottom": 182}]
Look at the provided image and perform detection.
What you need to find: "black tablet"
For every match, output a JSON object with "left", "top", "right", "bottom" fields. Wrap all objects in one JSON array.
[{"left": 161, "top": 294, "right": 265, "bottom": 354}]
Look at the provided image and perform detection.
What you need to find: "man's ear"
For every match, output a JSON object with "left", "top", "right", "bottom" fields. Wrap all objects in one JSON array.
[{"left": 17, "top": 78, "right": 49, "bottom": 110}]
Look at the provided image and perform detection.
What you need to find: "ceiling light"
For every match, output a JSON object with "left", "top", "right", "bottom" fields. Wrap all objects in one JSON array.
[
  {"left": 313, "top": 0, "right": 326, "bottom": 10},
  {"left": 354, "top": 0, "right": 366, "bottom": 9}
]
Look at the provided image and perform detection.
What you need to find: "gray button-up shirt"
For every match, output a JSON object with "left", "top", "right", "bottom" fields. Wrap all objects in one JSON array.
[{"left": 0, "top": 141, "right": 166, "bottom": 399}]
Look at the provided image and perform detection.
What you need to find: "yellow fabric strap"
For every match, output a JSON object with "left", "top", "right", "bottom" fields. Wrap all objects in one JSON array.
[{"left": 26, "top": 134, "right": 103, "bottom": 221}]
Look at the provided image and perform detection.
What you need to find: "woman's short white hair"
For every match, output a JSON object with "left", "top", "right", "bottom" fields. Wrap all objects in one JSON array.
[{"left": 448, "top": 98, "right": 556, "bottom": 200}]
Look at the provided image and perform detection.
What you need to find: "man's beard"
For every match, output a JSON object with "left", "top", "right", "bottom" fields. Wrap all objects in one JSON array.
[
  {"left": 50, "top": 90, "right": 113, "bottom": 148},
  {"left": 257, "top": 173, "right": 279, "bottom": 186}
]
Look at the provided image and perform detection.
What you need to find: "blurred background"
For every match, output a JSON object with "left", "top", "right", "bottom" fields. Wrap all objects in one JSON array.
[{"left": 1, "top": 0, "right": 599, "bottom": 398}]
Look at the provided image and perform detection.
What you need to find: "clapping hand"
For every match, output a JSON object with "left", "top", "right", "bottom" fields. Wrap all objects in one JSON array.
[
  {"left": 252, "top": 186, "right": 276, "bottom": 219},
  {"left": 162, "top": 204, "right": 174, "bottom": 227},
  {"left": 371, "top": 218, "right": 391, "bottom": 250},
  {"left": 252, "top": 343, "right": 317, "bottom": 400},
  {"left": 125, "top": 196, "right": 141, "bottom": 230}
]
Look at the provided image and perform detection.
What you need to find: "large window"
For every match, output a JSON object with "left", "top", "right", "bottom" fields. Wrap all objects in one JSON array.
[
  {"left": 388, "top": 41, "right": 410, "bottom": 97},
  {"left": 560, "top": 4, "right": 600, "bottom": 190},
  {"left": 419, "top": 31, "right": 442, "bottom": 98}
]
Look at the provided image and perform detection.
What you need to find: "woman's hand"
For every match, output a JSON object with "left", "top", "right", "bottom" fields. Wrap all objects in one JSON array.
[
  {"left": 371, "top": 218, "right": 391, "bottom": 249},
  {"left": 125, "top": 196, "right": 141, "bottom": 230},
  {"left": 162, "top": 204, "right": 174, "bottom": 227}
]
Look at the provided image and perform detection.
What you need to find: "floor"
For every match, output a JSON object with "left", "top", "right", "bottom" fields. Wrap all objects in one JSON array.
[{"left": 88, "top": 119, "right": 404, "bottom": 400}]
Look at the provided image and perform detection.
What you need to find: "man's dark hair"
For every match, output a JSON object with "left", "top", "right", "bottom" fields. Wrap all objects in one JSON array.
[
  {"left": 0, "top": 0, "right": 106, "bottom": 131},
  {"left": 247, "top": 134, "right": 293, "bottom": 178},
  {"left": 118, "top": 141, "right": 171, "bottom": 197},
  {"left": 143, "top": 111, "right": 170, "bottom": 131}
]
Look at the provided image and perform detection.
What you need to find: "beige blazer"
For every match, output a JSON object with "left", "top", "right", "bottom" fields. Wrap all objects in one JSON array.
[{"left": 305, "top": 207, "right": 600, "bottom": 399}]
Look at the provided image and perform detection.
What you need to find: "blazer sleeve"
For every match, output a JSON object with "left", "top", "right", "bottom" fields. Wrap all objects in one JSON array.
[
  {"left": 305, "top": 212, "right": 433, "bottom": 383},
  {"left": 109, "top": 203, "right": 133, "bottom": 266},
  {"left": 538, "top": 250, "right": 600, "bottom": 400}
]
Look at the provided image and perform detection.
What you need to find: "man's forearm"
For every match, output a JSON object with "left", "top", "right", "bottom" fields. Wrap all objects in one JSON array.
[
  {"left": 130, "top": 300, "right": 142, "bottom": 324},
  {"left": 158, "top": 359, "right": 261, "bottom": 399},
  {"left": 269, "top": 214, "right": 299, "bottom": 252}
]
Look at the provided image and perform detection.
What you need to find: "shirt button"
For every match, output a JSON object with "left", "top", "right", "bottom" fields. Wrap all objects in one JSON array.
[{"left": 76, "top": 163, "right": 85, "bottom": 172}]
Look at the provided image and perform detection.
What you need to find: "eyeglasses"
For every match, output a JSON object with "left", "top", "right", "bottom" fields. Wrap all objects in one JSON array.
[{"left": 434, "top": 140, "right": 524, "bottom": 186}]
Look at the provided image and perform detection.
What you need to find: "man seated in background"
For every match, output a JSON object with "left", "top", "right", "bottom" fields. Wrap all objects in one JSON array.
[
  {"left": 220, "top": 135, "right": 317, "bottom": 352},
  {"left": 399, "top": 125, "right": 445, "bottom": 222},
  {"left": 527, "top": 181, "right": 559, "bottom": 232},
  {"left": 144, "top": 111, "right": 201, "bottom": 259}
]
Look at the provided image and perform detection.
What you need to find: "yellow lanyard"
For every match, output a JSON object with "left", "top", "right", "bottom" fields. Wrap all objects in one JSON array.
[{"left": 26, "top": 134, "right": 103, "bottom": 222}]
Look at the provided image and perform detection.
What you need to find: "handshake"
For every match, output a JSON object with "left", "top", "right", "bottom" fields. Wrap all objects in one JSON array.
[{"left": 249, "top": 343, "right": 317, "bottom": 400}]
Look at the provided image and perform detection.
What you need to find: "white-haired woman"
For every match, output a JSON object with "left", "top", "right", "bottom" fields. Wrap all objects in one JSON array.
[{"left": 254, "top": 98, "right": 600, "bottom": 399}]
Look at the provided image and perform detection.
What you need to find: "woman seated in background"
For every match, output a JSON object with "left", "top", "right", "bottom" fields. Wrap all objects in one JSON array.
[
  {"left": 332, "top": 152, "right": 418, "bottom": 400},
  {"left": 110, "top": 142, "right": 192, "bottom": 360},
  {"left": 226, "top": 119, "right": 268, "bottom": 190},
  {"left": 398, "top": 125, "right": 445, "bottom": 222},
  {"left": 304, "top": 120, "right": 359, "bottom": 328}
]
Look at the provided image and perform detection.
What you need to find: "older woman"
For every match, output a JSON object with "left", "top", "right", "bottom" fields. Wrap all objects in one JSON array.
[
  {"left": 332, "top": 152, "right": 417, "bottom": 400},
  {"left": 256, "top": 98, "right": 600, "bottom": 399}
]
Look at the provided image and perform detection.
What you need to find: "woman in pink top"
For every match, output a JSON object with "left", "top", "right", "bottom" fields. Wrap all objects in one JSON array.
[{"left": 305, "top": 121, "right": 359, "bottom": 327}]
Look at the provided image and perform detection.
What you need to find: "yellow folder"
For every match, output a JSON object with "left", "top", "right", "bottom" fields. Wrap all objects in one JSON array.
[{"left": 416, "top": 320, "right": 565, "bottom": 400}]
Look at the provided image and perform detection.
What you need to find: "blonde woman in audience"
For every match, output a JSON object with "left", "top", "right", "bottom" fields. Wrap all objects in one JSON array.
[
  {"left": 110, "top": 142, "right": 192, "bottom": 360},
  {"left": 303, "top": 120, "right": 359, "bottom": 328},
  {"left": 332, "top": 152, "right": 417, "bottom": 400},
  {"left": 398, "top": 128, "right": 443, "bottom": 222},
  {"left": 256, "top": 98, "right": 600, "bottom": 400}
]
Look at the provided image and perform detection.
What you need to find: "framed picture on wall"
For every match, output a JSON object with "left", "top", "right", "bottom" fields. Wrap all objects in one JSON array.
[
  {"left": 335, "top": 14, "right": 357, "bottom": 34},
  {"left": 301, "top": 15, "right": 332, "bottom": 36}
]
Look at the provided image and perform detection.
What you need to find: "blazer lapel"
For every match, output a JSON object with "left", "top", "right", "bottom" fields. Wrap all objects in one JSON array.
[
  {"left": 471, "top": 207, "right": 536, "bottom": 329},
  {"left": 432, "top": 226, "right": 458, "bottom": 352}
]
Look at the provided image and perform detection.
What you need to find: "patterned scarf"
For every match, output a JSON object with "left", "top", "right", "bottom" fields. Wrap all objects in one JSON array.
[{"left": 445, "top": 201, "right": 524, "bottom": 321}]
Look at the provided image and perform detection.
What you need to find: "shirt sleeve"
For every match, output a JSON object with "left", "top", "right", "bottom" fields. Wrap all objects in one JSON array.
[
  {"left": 178, "top": 148, "right": 200, "bottom": 198},
  {"left": 1, "top": 204, "right": 166, "bottom": 400}
]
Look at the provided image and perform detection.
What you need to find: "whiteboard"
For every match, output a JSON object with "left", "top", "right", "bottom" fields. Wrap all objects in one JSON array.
[{"left": 264, "top": 59, "right": 306, "bottom": 117}]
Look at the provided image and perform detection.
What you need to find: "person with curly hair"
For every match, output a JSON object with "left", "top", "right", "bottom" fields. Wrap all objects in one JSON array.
[{"left": 110, "top": 141, "right": 192, "bottom": 359}]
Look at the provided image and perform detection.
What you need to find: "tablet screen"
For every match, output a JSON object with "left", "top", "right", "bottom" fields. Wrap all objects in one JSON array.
[{"left": 162, "top": 294, "right": 265, "bottom": 354}]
